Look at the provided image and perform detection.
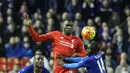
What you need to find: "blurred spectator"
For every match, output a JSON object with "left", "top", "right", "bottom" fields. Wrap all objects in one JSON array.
[
  {"left": 75, "top": 12, "right": 85, "bottom": 28},
  {"left": 4, "top": 24, "right": 16, "bottom": 42},
  {"left": 19, "top": 3, "right": 28, "bottom": 14},
  {"left": 97, "top": 0, "right": 113, "bottom": 22},
  {"left": 9, "top": 64, "right": 20, "bottom": 73},
  {"left": 100, "top": 24, "right": 113, "bottom": 51},
  {"left": 106, "top": 67, "right": 114, "bottom": 73},
  {"left": 21, "top": 25, "right": 29, "bottom": 36},
  {"left": 120, "top": 52, "right": 130, "bottom": 64},
  {"left": 108, "top": 12, "right": 120, "bottom": 28},
  {"left": 87, "top": 19, "right": 94, "bottom": 26},
  {"left": 20, "top": 42, "right": 33, "bottom": 58},
  {"left": 33, "top": 20, "right": 44, "bottom": 29},
  {"left": 104, "top": 53, "right": 117, "bottom": 69},
  {"left": 35, "top": 42, "right": 50, "bottom": 57},
  {"left": 95, "top": 16, "right": 102, "bottom": 41},
  {"left": 5, "top": 37, "right": 22, "bottom": 58},
  {"left": 46, "top": 12, "right": 53, "bottom": 19},
  {"left": 82, "top": 0, "right": 95, "bottom": 20},
  {"left": 47, "top": 18, "right": 54, "bottom": 32},
  {"left": 73, "top": 21, "right": 80, "bottom": 37},
  {"left": 66, "top": 0, "right": 82, "bottom": 19},
  {"left": 6, "top": 16, "right": 14, "bottom": 25},
  {"left": 32, "top": 12, "right": 42, "bottom": 23},
  {"left": 6, "top": 8, "right": 13, "bottom": 16},
  {"left": 113, "top": 26, "right": 123, "bottom": 56},
  {"left": 62, "top": 12, "right": 69, "bottom": 21},
  {"left": 115, "top": 59, "right": 130, "bottom": 73}
]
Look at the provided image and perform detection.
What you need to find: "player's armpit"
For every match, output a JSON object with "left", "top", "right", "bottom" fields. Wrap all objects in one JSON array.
[{"left": 76, "top": 39, "right": 86, "bottom": 57}]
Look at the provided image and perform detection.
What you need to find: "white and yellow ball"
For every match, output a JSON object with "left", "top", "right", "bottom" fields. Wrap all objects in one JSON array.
[{"left": 81, "top": 26, "right": 96, "bottom": 40}]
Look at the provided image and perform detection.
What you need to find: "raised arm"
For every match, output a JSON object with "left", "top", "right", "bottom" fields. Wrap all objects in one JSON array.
[
  {"left": 23, "top": 13, "right": 55, "bottom": 42},
  {"left": 63, "top": 57, "right": 89, "bottom": 68}
]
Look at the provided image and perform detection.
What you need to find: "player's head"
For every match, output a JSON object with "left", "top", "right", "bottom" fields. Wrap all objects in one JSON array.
[
  {"left": 33, "top": 47, "right": 44, "bottom": 68},
  {"left": 86, "top": 41, "right": 100, "bottom": 56},
  {"left": 62, "top": 20, "right": 73, "bottom": 35}
]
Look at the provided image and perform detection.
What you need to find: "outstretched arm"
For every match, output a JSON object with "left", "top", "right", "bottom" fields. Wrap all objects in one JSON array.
[
  {"left": 23, "top": 13, "right": 55, "bottom": 42},
  {"left": 58, "top": 57, "right": 89, "bottom": 68},
  {"left": 63, "top": 62, "right": 82, "bottom": 68},
  {"left": 28, "top": 26, "right": 55, "bottom": 42},
  {"left": 65, "top": 57, "right": 87, "bottom": 63}
]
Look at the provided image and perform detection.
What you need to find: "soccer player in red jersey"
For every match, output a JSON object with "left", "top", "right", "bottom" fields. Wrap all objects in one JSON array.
[{"left": 23, "top": 13, "right": 86, "bottom": 73}]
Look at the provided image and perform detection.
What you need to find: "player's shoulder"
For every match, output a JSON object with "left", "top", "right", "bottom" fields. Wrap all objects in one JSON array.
[
  {"left": 42, "top": 67, "right": 50, "bottom": 73},
  {"left": 72, "top": 35, "right": 81, "bottom": 40},
  {"left": 18, "top": 64, "right": 33, "bottom": 73},
  {"left": 49, "top": 30, "right": 61, "bottom": 35}
]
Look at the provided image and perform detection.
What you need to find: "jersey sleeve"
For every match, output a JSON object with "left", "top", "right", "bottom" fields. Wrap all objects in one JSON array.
[
  {"left": 63, "top": 56, "right": 89, "bottom": 68},
  {"left": 76, "top": 39, "right": 86, "bottom": 57},
  {"left": 28, "top": 25, "right": 57, "bottom": 42},
  {"left": 18, "top": 68, "right": 26, "bottom": 73},
  {"left": 65, "top": 57, "right": 84, "bottom": 63}
]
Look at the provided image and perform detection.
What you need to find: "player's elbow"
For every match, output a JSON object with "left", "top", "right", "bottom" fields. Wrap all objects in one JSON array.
[{"left": 32, "top": 35, "right": 41, "bottom": 42}]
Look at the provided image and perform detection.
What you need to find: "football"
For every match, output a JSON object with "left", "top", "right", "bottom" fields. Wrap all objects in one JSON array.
[{"left": 81, "top": 26, "right": 96, "bottom": 40}]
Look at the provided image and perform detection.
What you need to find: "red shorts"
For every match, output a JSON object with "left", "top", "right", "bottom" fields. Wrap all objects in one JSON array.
[{"left": 54, "top": 66, "right": 77, "bottom": 73}]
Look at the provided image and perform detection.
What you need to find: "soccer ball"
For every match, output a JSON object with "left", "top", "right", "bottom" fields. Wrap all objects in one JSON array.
[{"left": 81, "top": 26, "right": 96, "bottom": 40}]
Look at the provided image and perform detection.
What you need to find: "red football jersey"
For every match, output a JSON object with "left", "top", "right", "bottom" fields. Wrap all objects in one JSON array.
[{"left": 28, "top": 25, "right": 86, "bottom": 72}]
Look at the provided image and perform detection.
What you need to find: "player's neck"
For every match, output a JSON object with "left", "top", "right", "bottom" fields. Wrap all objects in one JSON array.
[
  {"left": 63, "top": 32, "right": 72, "bottom": 36},
  {"left": 34, "top": 67, "right": 42, "bottom": 73}
]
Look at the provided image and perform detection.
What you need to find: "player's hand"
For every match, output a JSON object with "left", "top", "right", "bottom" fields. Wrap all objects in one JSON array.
[
  {"left": 56, "top": 54, "right": 65, "bottom": 60},
  {"left": 57, "top": 59, "right": 65, "bottom": 66},
  {"left": 71, "top": 53, "right": 78, "bottom": 57},
  {"left": 23, "top": 13, "right": 32, "bottom": 26}
]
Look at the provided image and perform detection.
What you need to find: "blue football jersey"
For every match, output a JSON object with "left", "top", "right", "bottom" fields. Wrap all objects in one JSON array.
[
  {"left": 18, "top": 64, "right": 49, "bottom": 73},
  {"left": 63, "top": 51, "right": 106, "bottom": 73}
]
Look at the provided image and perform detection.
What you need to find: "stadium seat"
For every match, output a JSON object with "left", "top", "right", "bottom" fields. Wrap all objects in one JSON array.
[
  {"left": 20, "top": 57, "right": 30, "bottom": 68},
  {"left": 0, "top": 57, "right": 7, "bottom": 72},
  {"left": 7, "top": 58, "right": 19, "bottom": 72},
  {"left": 0, "top": 57, "right": 6, "bottom": 64}
]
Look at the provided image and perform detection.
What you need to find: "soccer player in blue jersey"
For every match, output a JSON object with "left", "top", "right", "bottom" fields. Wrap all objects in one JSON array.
[
  {"left": 57, "top": 41, "right": 107, "bottom": 73},
  {"left": 18, "top": 47, "right": 49, "bottom": 73}
]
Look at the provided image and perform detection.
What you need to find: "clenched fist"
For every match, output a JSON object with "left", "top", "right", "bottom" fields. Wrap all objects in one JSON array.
[{"left": 23, "top": 13, "right": 32, "bottom": 26}]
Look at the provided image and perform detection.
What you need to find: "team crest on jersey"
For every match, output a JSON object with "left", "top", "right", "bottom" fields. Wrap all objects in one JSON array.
[{"left": 60, "top": 39, "right": 75, "bottom": 49}]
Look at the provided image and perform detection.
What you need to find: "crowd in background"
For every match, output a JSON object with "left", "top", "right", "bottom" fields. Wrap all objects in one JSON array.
[{"left": 0, "top": 0, "right": 130, "bottom": 73}]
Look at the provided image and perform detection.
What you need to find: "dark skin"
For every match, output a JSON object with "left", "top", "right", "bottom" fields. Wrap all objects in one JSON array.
[
  {"left": 62, "top": 20, "right": 73, "bottom": 35},
  {"left": 57, "top": 41, "right": 100, "bottom": 65},
  {"left": 23, "top": 13, "right": 78, "bottom": 57},
  {"left": 34, "top": 51, "right": 44, "bottom": 73}
]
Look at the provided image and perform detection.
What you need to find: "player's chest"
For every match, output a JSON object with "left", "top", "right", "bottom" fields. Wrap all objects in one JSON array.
[{"left": 54, "top": 35, "right": 77, "bottom": 49}]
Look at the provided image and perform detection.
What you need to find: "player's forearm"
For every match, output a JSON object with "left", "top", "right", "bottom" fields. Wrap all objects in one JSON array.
[
  {"left": 65, "top": 57, "right": 83, "bottom": 63},
  {"left": 28, "top": 25, "right": 41, "bottom": 42},
  {"left": 63, "top": 63, "right": 80, "bottom": 68}
]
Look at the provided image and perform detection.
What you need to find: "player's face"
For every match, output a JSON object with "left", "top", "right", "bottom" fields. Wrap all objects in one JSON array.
[
  {"left": 34, "top": 51, "right": 44, "bottom": 68},
  {"left": 63, "top": 21, "right": 73, "bottom": 35}
]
